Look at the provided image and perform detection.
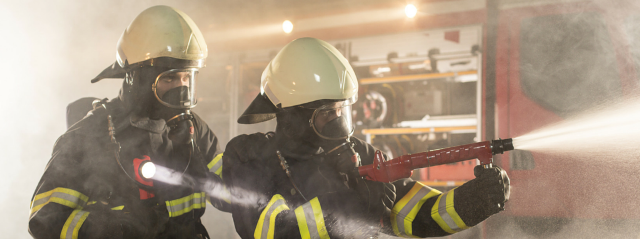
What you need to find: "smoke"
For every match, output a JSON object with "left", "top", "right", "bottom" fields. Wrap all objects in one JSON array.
[
  {"left": 0, "top": 1, "right": 235, "bottom": 238},
  {"left": 5, "top": 0, "right": 640, "bottom": 238}
]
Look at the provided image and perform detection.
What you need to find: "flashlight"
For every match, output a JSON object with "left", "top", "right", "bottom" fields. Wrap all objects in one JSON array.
[{"left": 139, "top": 161, "right": 156, "bottom": 180}]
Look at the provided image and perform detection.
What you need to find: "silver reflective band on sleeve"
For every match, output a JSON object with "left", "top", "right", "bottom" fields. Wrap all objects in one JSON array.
[
  {"left": 294, "top": 198, "right": 329, "bottom": 239},
  {"left": 208, "top": 153, "right": 223, "bottom": 177},
  {"left": 438, "top": 191, "right": 460, "bottom": 231},
  {"left": 30, "top": 187, "right": 89, "bottom": 216},
  {"left": 430, "top": 189, "right": 468, "bottom": 234},
  {"left": 166, "top": 192, "right": 207, "bottom": 217},
  {"left": 391, "top": 182, "right": 441, "bottom": 237},
  {"left": 254, "top": 194, "right": 290, "bottom": 239},
  {"left": 61, "top": 209, "right": 90, "bottom": 239}
]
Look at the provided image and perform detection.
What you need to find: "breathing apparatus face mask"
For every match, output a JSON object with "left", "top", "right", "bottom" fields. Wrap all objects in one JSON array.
[
  {"left": 151, "top": 68, "right": 199, "bottom": 144},
  {"left": 310, "top": 100, "right": 355, "bottom": 141},
  {"left": 276, "top": 98, "right": 356, "bottom": 156}
]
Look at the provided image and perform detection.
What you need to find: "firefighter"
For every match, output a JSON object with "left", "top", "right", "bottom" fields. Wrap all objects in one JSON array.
[
  {"left": 222, "top": 37, "right": 510, "bottom": 238},
  {"left": 29, "top": 6, "right": 228, "bottom": 239}
]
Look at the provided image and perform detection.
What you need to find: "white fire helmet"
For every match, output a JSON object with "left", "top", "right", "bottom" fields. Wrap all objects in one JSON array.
[
  {"left": 92, "top": 5, "right": 208, "bottom": 110},
  {"left": 238, "top": 37, "right": 359, "bottom": 140},
  {"left": 116, "top": 5, "right": 207, "bottom": 68}
]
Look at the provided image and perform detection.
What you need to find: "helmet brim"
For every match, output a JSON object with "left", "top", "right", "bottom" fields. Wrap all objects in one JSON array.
[
  {"left": 237, "top": 93, "right": 278, "bottom": 124},
  {"left": 91, "top": 61, "right": 126, "bottom": 83}
]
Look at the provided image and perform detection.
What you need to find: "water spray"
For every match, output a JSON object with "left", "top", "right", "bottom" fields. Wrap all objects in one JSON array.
[
  {"left": 358, "top": 138, "right": 514, "bottom": 183},
  {"left": 511, "top": 97, "right": 640, "bottom": 160}
]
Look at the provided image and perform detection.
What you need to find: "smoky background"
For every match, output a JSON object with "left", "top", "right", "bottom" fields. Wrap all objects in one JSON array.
[
  {"left": 3, "top": 0, "right": 640, "bottom": 238},
  {"left": 0, "top": 1, "right": 241, "bottom": 238}
]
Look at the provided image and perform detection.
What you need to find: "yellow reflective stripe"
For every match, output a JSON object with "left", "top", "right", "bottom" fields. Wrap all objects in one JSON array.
[
  {"left": 111, "top": 205, "right": 124, "bottom": 210},
  {"left": 294, "top": 206, "right": 311, "bottom": 239},
  {"left": 392, "top": 184, "right": 422, "bottom": 237},
  {"left": 30, "top": 188, "right": 89, "bottom": 216},
  {"left": 60, "top": 210, "right": 78, "bottom": 239},
  {"left": 309, "top": 198, "right": 329, "bottom": 239},
  {"left": 445, "top": 190, "right": 468, "bottom": 230},
  {"left": 268, "top": 202, "right": 289, "bottom": 238},
  {"left": 165, "top": 192, "right": 207, "bottom": 217},
  {"left": 391, "top": 182, "right": 441, "bottom": 237},
  {"left": 60, "top": 209, "right": 90, "bottom": 239},
  {"left": 294, "top": 197, "right": 329, "bottom": 239},
  {"left": 430, "top": 194, "right": 453, "bottom": 234},
  {"left": 430, "top": 189, "right": 468, "bottom": 234},
  {"left": 255, "top": 194, "right": 290, "bottom": 239},
  {"left": 208, "top": 153, "right": 224, "bottom": 178}
]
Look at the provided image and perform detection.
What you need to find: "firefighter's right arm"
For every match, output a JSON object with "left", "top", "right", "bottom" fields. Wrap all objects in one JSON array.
[
  {"left": 388, "top": 166, "right": 510, "bottom": 238},
  {"left": 29, "top": 133, "right": 147, "bottom": 239}
]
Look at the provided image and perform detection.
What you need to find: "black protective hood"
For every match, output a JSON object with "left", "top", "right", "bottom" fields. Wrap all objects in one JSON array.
[
  {"left": 91, "top": 57, "right": 203, "bottom": 117},
  {"left": 237, "top": 93, "right": 278, "bottom": 124}
]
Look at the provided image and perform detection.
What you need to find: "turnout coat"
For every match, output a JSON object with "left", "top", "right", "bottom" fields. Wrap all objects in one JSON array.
[
  {"left": 222, "top": 132, "right": 497, "bottom": 238},
  {"left": 29, "top": 98, "right": 226, "bottom": 239}
]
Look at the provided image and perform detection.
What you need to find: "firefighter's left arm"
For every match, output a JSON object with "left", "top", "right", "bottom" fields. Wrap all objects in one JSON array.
[
  {"left": 388, "top": 166, "right": 510, "bottom": 238},
  {"left": 192, "top": 114, "right": 232, "bottom": 212}
]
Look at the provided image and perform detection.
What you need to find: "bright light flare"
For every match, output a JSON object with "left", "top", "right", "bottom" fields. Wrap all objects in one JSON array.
[
  {"left": 405, "top": 4, "right": 417, "bottom": 18},
  {"left": 140, "top": 161, "right": 156, "bottom": 179},
  {"left": 282, "top": 20, "right": 293, "bottom": 33}
]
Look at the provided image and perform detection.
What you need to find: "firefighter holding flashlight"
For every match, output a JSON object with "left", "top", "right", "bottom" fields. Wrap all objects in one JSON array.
[
  {"left": 29, "top": 6, "right": 228, "bottom": 239},
  {"left": 222, "top": 37, "right": 511, "bottom": 238}
]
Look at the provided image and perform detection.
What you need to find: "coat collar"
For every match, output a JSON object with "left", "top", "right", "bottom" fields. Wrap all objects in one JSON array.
[{"left": 129, "top": 114, "right": 167, "bottom": 133}]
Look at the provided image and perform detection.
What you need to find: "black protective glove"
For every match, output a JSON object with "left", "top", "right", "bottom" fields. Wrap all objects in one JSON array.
[
  {"left": 323, "top": 141, "right": 396, "bottom": 220},
  {"left": 473, "top": 165, "right": 510, "bottom": 211},
  {"left": 453, "top": 165, "right": 510, "bottom": 227},
  {"left": 353, "top": 177, "right": 396, "bottom": 220}
]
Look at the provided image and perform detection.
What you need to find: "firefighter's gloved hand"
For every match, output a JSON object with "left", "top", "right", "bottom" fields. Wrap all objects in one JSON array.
[
  {"left": 354, "top": 177, "right": 396, "bottom": 220},
  {"left": 451, "top": 166, "right": 510, "bottom": 227},
  {"left": 473, "top": 165, "right": 510, "bottom": 211},
  {"left": 324, "top": 141, "right": 360, "bottom": 177}
]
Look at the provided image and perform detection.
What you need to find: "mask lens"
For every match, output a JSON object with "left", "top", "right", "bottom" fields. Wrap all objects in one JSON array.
[
  {"left": 154, "top": 69, "right": 198, "bottom": 109},
  {"left": 311, "top": 102, "right": 354, "bottom": 140}
]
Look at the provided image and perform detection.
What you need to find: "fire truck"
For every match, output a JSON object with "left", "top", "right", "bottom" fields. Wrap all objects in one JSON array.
[{"left": 197, "top": 0, "right": 640, "bottom": 237}]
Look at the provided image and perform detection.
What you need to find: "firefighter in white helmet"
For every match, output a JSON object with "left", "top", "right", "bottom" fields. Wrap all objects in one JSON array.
[
  {"left": 222, "top": 37, "right": 510, "bottom": 238},
  {"left": 29, "top": 6, "right": 228, "bottom": 239}
]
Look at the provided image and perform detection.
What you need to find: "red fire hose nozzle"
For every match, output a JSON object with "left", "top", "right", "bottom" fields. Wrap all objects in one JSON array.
[{"left": 358, "top": 138, "right": 514, "bottom": 183}]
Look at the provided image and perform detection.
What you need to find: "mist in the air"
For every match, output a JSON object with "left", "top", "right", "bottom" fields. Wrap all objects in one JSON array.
[{"left": 4, "top": 0, "right": 640, "bottom": 238}]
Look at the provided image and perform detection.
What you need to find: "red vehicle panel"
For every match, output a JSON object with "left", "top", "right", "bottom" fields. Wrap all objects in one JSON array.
[{"left": 496, "top": 2, "right": 640, "bottom": 219}]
